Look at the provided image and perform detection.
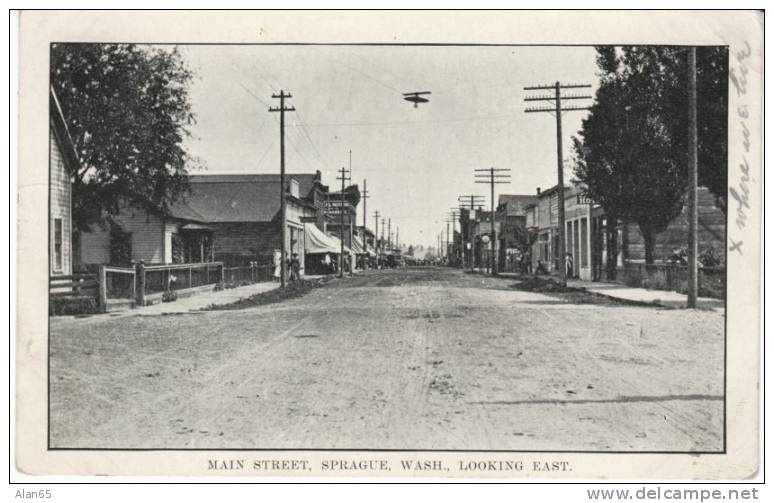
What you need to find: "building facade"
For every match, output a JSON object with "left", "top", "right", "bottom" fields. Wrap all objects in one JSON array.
[
  {"left": 526, "top": 181, "right": 727, "bottom": 281},
  {"left": 49, "top": 89, "right": 76, "bottom": 277}
]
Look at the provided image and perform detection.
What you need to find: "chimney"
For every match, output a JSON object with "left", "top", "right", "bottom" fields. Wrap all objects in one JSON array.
[{"left": 536, "top": 187, "right": 541, "bottom": 195}]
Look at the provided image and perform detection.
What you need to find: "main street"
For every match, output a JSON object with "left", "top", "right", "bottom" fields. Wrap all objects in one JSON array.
[{"left": 50, "top": 267, "right": 724, "bottom": 452}]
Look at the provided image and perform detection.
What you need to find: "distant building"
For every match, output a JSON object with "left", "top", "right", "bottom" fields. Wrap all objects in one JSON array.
[
  {"left": 76, "top": 172, "right": 326, "bottom": 274},
  {"left": 496, "top": 194, "right": 537, "bottom": 272},
  {"left": 526, "top": 181, "right": 726, "bottom": 281},
  {"left": 525, "top": 185, "right": 568, "bottom": 274}
]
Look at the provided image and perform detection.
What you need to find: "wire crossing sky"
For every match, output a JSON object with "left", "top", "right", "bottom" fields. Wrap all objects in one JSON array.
[{"left": 180, "top": 45, "right": 599, "bottom": 248}]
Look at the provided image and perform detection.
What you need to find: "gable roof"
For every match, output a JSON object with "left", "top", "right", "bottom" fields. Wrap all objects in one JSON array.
[
  {"left": 175, "top": 174, "right": 317, "bottom": 223},
  {"left": 49, "top": 87, "right": 80, "bottom": 173},
  {"left": 498, "top": 194, "right": 538, "bottom": 217}
]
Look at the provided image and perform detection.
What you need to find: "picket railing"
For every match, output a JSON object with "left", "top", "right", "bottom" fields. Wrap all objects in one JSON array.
[
  {"left": 223, "top": 262, "right": 274, "bottom": 285},
  {"left": 53, "top": 260, "right": 280, "bottom": 315},
  {"left": 138, "top": 262, "right": 224, "bottom": 305}
]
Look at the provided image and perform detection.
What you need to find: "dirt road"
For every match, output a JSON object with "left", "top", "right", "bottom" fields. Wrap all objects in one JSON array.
[{"left": 49, "top": 267, "right": 724, "bottom": 451}]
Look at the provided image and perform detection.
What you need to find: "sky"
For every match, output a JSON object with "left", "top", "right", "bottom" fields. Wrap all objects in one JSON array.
[{"left": 178, "top": 45, "right": 600, "bottom": 249}]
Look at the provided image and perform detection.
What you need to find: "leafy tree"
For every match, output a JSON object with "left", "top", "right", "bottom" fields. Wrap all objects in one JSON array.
[
  {"left": 51, "top": 43, "right": 197, "bottom": 231},
  {"left": 574, "top": 46, "right": 727, "bottom": 265},
  {"left": 573, "top": 47, "right": 687, "bottom": 265}
]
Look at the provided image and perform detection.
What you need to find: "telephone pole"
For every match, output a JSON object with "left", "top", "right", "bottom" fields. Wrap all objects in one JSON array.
[
  {"left": 381, "top": 218, "right": 387, "bottom": 262},
  {"left": 373, "top": 210, "right": 381, "bottom": 268},
  {"left": 525, "top": 82, "right": 592, "bottom": 286},
  {"left": 336, "top": 166, "right": 351, "bottom": 278},
  {"left": 361, "top": 180, "right": 369, "bottom": 269},
  {"left": 475, "top": 167, "right": 511, "bottom": 276},
  {"left": 361, "top": 180, "right": 369, "bottom": 237},
  {"left": 687, "top": 48, "right": 699, "bottom": 308},
  {"left": 449, "top": 209, "right": 460, "bottom": 265},
  {"left": 269, "top": 90, "right": 296, "bottom": 288},
  {"left": 458, "top": 195, "right": 485, "bottom": 271}
]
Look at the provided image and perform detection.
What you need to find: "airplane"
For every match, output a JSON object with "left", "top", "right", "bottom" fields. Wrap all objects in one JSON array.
[{"left": 403, "top": 91, "right": 431, "bottom": 108}]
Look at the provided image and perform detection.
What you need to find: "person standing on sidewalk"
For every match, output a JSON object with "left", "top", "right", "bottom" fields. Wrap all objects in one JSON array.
[
  {"left": 272, "top": 249, "right": 282, "bottom": 282},
  {"left": 290, "top": 252, "right": 301, "bottom": 282}
]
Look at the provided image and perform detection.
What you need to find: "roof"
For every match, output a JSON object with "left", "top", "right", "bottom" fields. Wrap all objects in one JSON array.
[
  {"left": 536, "top": 184, "right": 572, "bottom": 198},
  {"left": 176, "top": 174, "right": 318, "bottom": 223},
  {"left": 188, "top": 172, "right": 322, "bottom": 196},
  {"left": 498, "top": 194, "right": 538, "bottom": 216},
  {"left": 49, "top": 87, "right": 80, "bottom": 173}
]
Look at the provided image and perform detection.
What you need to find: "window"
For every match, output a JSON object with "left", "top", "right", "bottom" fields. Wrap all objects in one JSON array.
[{"left": 53, "top": 218, "right": 63, "bottom": 271}]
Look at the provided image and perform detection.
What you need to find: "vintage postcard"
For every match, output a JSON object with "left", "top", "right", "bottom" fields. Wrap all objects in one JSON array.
[{"left": 14, "top": 10, "right": 763, "bottom": 479}]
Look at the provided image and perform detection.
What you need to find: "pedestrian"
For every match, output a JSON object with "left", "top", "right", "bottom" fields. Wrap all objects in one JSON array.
[
  {"left": 272, "top": 249, "right": 282, "bottom": 282},
  {"left": 324, "top": 253, "right": 332, "bottom": 275},
  {"left": 290, "top": 252, "right": 301, "bottom": 281},
  {"left": 565, "top": 252, "right": 574, "bottom": 278}
]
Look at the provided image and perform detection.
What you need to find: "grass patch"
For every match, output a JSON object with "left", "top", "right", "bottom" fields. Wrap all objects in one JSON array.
[
  {"left": 206, "top": 278, "right": 331, "bottom": 310},
  {"left": 511, "top": 276, "right": 659, "bottom": 307}
]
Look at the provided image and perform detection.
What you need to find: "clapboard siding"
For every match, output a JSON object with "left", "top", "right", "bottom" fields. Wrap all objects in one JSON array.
[
  {"left": 624, "top": 187, "right": 726, "bottom": 262},
  {"left": 211, "top": 222, "right": 280, "bottom": 265},
  {"left": 114, "top": 208, "right": 165, "bottom": 264},
  {"left": 78, "top": 206, "right": 166, "bottom": 265},
  {"left": 79, "top": 228, "right": 110, "bottom": 265},
  {"left": 49, "top": 123, "right": 72, "bottom": 276}
]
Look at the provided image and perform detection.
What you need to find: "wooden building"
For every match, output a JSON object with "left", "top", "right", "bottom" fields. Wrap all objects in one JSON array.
[{"left": 49, "top": 88, "right": 76, "bottom": 278}]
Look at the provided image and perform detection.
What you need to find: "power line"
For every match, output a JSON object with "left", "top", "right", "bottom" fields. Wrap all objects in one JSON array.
[
  {"left": 298, "top": 112, "right": 527, "bottom": 128},
  {"left": 523, "top": 81, "right": 592, "bottom": 286},
  {"left": 269, "top": 90, "right": 296, "bottom": 288},
  {"left": 474, "top": 168, "right": 511, "bottom": 276}
]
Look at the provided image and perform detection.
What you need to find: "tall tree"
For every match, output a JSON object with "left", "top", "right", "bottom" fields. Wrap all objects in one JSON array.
[
  {"left": 51, "top": 43, "right": 197, "bottom": 231},
  {"left": 573, "top": 47, "right": 688, "bottom": 265}
]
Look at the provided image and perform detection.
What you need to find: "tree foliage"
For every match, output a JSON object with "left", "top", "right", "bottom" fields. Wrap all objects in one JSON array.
[
  {"left": 51, "top": 44, "right": 197, "bottom": 231},
  {"left": 573, "top": 46, "right": 728, "bottom": 264}
]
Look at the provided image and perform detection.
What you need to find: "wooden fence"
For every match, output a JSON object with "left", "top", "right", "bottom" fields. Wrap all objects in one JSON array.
[
  {"left": 223, "top": 262, "right": 274, "bottom": 285},
  {"left": 51, "top": 261, "right": 278, "bottom": 315},
  {"left": 49, "top": 273, "right": 99, "bottom": 298}
]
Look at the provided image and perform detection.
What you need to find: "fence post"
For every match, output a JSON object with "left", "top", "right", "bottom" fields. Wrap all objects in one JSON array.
[
  {"left": 251, "top": 262, "right": 255, "bottom": 283},
  {"left": 206, "top": 263, "right": 210, "bottom": 285},
  {"left": 135, "top": 261, "right": 146, "bottom": 306},
  {"left": 189, "top": 265, "right": 193, "bottom": 289},
  {"left": 221, "top": 263, "right": 225, "bottom": 284},
  {"left": 98, "top": 266, "right": 107, "bottom": 313}
]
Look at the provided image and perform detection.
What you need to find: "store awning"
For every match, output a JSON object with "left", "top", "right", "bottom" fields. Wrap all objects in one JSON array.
[
  {"left": 304, "top": 223, "right": 351, "bottom": 255},
  {"left": 351, "top": 235, "right": 368, "bottom": 255}
]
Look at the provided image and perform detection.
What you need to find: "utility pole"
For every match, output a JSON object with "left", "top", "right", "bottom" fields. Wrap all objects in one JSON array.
[
  {"left": 361, "top": 180, "right": 369, "bottom": 269},
  {"left": 459, "top": 195, "right": 485, "bottom": 271},
  {"left": 362, "top": 180, "right": 369, "bottom": 238},
  {"left": 381, "top": 218, "right": 386, "bottom": 263},
  {"left": 336, "top": 166, "right": 351, "bottom": 278},
  {"left": 687, "top": 48, "right": 699, "bottom": 308},
  {"left": 269, "top": 90, "right": 296, "bottom": 288},
  {"left": 524, "top": 82, "right": 591, "bottom": 286},
  {"left": 373, "top": 210, "right": 381, "bottom": 268},
  {"left": 475, "top": 168, "right": 511, "bottom": 276},
  {"left": 449, "top": 209, "right": 460, "bottom": 266}
]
